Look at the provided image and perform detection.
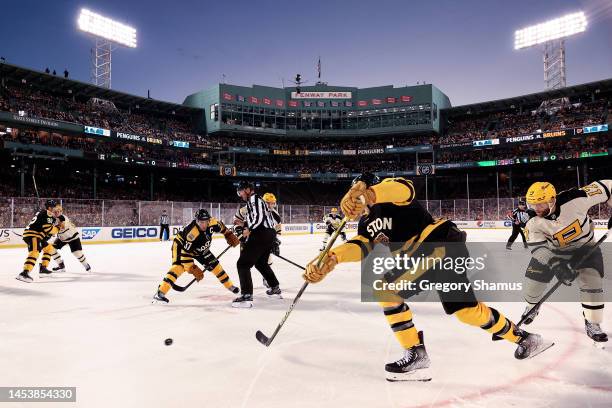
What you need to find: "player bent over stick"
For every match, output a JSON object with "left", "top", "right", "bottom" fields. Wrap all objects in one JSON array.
[
  {"left": 304, "top": 173, "right": 553, "bottom": 382},
  {"left": 521, "top": 180, "right": 612, "bottom": 345},
  {"left": 153, "top": 209, "right": 240, "bottom": 303},
  {"left": 16, "top": 199, "right": 61, "bottom": 283}
]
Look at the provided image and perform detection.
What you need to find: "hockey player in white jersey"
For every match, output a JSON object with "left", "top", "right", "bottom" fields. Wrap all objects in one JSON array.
[
  {"left": 49, "top": 206, "right": 91, "bottom": 273},
  {"left": 522, "top": 180, "right": 612, "bottom": 344},
  {"left": 320, "top": 208, "right": 346, "bottom": 251},
  {"left": 263, "top": 193, "right": 282, "bottom": 262}
]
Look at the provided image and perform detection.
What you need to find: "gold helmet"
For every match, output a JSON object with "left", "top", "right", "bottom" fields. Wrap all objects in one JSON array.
[
  {"left": 526, "top": 182, "right": 556, "bottom": 205},
  {"left": 331, "top": 207, "right": 338, "bottom": 213},
  {"left": 263, "top": 193, "right": 277, "bottom": 203}
]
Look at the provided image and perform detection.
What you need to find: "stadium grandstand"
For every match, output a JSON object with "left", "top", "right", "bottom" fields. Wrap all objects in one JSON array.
[{"left": 1, "top": 61, "right": 610, "bottom": 227}]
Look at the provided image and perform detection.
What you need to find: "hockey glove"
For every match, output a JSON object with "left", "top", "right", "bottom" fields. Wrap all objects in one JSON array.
[
  {"left": 271, "top": 237, "right": 281, "bottom": 256},
  {"left": 340, "top": 181, "right": 376, "bottom": 220},
  {"left": 188, "top": 264, "right": 204, "bottom": 281},
  {"left": 224, "top": 230, "right": 240, "bottom": 247},
  {"left": 549, "top": 257, "right": 577, "bottom": 286},
  {"left": 303, "top": 253, "right": 338, "bottom": 283}
]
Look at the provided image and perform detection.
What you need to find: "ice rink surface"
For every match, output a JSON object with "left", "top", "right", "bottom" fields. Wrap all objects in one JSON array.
[{"left": 2, "top": 229, "right": 612, "bottom": 408}]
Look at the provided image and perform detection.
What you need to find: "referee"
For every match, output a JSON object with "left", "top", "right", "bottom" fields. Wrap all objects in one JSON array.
[
  {"left": 506, "top": 200, "right": 532, "bottom": 250},
  {"left": 232, "top": 181, "right": 281, "bottom": 308},
  {"left": 159, "top": 210, "right": 170, "bottom": 241}
]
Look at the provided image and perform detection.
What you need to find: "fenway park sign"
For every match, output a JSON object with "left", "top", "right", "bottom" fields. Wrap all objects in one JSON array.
[{"left": 290, "top": 91, "right": 352, "bottom": 99}]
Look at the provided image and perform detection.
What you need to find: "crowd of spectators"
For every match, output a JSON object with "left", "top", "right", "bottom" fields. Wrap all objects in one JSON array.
[
  {"left": 1, "top": 80, "right": 609, "bottom": 154},
  {"left": 436, "top": 135, "right": 609, "bottom": 164},
  {"left": 441, "top": 99, "right": 610, "bottom": 145},
  {"left": 0, "top": 84, "right": 202, "bottom": 143}
]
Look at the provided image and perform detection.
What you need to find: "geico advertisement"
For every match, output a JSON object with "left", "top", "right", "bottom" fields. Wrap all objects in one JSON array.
[{"left": 0, "top": 228, "right": 23, "bottom": 245}]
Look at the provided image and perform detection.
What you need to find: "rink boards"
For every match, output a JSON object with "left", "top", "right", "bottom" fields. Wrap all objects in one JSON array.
[{"left": 0, "top": 219, "right": 608, "bottom": 249}]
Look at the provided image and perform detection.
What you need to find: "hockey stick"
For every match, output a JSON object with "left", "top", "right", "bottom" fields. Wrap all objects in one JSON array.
[
  {"left": 0, "top": 238, "right": 9, "bottom": 244},
  {"left": 256, "top": 217, "right": 349, "bottom": 347},
  {"left": 32, "top": 162, "right": 42, "bottom": 208},
  {"left": 168, "top": 243, "right": 234, "bottom": 292},
  {"left": 11, "top": 231, "right": 23, "bottom": 237},
  {"left": 273, "top": 253, "right": 306, "bottom": 271},
  {"left": 517, "top": 226, "right": 611, "bottom": 329}
]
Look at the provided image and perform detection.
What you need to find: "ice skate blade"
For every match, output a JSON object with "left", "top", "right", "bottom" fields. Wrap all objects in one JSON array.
[
  {"left": 520, "top": 341, "right": 555, "bottom": 360},
  {"left": 267, "top": 294, "right": 283, "bottom": 300},
  {"left": 385, "top": 368, "right": 432, "bottom": 382},
  {"left": 232, "top": 301, "right": 253, "bottom": 309},
  {"left": 593, "top": 341, "right": 607, "bottom": 350},
  {"left": 16, "top": 275, "right": 33, "bottom": 283}
]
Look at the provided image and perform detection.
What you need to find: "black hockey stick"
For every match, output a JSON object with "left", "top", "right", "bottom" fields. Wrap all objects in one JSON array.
[
  {"left": 517, "top": 226, "right": 611, "bottom": 329},
  {"left": 256, "top": 217, "right": 349, "bottom": 347},
  {"left": 11, "top": 231, "right": 23, "bottom": 237},
  {"left": 273, "top": 253, "right": 306, "bottom": 271},
  {"left": 168, "top": 243, "right": 234, "bottom": 292}
]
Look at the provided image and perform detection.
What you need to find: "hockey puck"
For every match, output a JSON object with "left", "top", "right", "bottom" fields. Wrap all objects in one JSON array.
[{"left": 164, "top": 338, "right": 173, "bottom": 346}]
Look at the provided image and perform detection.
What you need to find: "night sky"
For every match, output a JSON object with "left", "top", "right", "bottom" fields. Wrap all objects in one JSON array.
[{"left": 1, "top": 0, "right": 610, "bottom": 106}]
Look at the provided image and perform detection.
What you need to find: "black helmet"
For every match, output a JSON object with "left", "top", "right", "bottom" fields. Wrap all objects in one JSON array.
[
  {"left": 352, "top": 172, "right": 381, "bottom": 187},
  {"left": 45, "top": 199, "right": 57, "bottom": 209},
  {"left": 236, "top": 180, "right": 254, "bottom": 192},
  {"left": 195, "top": 209, "right": 211, "bottom": 221}
]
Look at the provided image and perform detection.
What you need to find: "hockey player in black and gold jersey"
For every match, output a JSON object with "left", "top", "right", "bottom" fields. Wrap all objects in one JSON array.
[
  {"left": 16, "top": 199, "right": 60, "bottom": 283},
  {"left": 304, "top": 173, "right": 552, "bottom": 381},
  {"left": 153, "top": 209, "right": 241, "bottom": 303}
]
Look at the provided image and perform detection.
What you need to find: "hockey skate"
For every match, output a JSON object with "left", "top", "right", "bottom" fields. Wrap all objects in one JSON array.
[
  {"left": 84, "top": 263, "right": 92, "bottom": 272},
  {"left": 266, "top": 286, "right": 283, "bottom": 299},
  {"left": 585, "top": 320, "right": 608, "bottom": 348},
  {"left": 53, "top": 263, "right": 66, "bottom": 273},
  {"left": 521, "top": 304, "right": 539, "bottom": 325},
  {"left": 385, "top": 331, "right": 431, "bottom": 382},
  {"left": 514, "top": 330, "right": 554, "bottom": 360},
  {"left": 232, "top": 294, "right": 253, "bottom": 308},
  {"left": 152, "top": 290, "right": 169, "bottom": 304},
  {"left": 39, "top": 266, "right": 53, "bottom": 277},
  {"left": 16, "top": 271, "right": 33, "bottom": 283}
]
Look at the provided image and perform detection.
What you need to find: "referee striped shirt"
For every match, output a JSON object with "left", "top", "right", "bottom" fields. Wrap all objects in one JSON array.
[{"left": 245, "top": 193, "right": 276, "bottom": 231}]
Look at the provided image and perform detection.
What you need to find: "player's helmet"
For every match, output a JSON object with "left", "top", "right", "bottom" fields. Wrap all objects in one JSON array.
[
  {"left": 526, "top": 182, "right": 556, "bottom": 205},
  {"left": 331, "top": 208, "right": 338, "bottom": 213},
  {"left": 263, "top": 193, "right": 277, "bottom": 203},
  {"left": 352, "top": 172, "right": 381, "bottom": 187},
  {"left": 45, "top": 199, "right": 57, "bottom": 209},
  {"left": 236, "top": 180, "right": 254, "bottom": 192},
  {"left": 195, "top": 209, "right": 211, "bottom": 221}
]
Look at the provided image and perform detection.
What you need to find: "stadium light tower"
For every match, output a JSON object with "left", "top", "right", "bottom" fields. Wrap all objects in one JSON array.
[
  {"left": 77, "top": 8, "right": 137, "bottom": 89},
  {"left": 515, "top": 12, "right": 587, "bottom": 92}
]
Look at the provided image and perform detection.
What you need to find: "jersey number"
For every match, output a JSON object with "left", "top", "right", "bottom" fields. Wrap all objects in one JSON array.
[
  {"left": 26, "top": 215, "right": 38, "bottom": 229},
  {"left": 581, "top": 183, "right": 602, "bottom": 197},
  {"left": 553, "top": 219, "right": 582, "bottom": 247}
]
